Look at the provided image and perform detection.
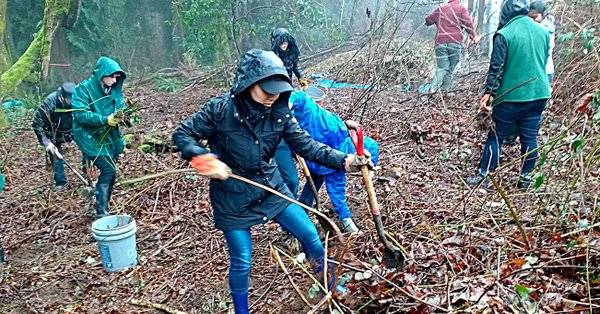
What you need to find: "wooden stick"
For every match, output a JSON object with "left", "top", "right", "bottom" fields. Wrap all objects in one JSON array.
[
  {"left": 117, "top": 169, "right": 345, "bottom": 243},
  {"left": 560, "top": 221, "right": 600, "bottom": 238},
  {"left": 273, "top": 246, "right": 345, "bottom": 313},
  {"left": 130, "top": 298, "right": 187, "bottom": 314},
  {"left": 270, "top": 245, "right": 311, "bottom": 307},
  {"left": 488, "top": 175, "right": 531, "bottom": 250},
  {"left": 229, "top": 173, "right": 344, "bottom": 242},
  {"left": 307, "top": 291, "right": 333, "bottom": 314},
  {"left": 150, "top": 232, "right": 184, "bottom": 258}
]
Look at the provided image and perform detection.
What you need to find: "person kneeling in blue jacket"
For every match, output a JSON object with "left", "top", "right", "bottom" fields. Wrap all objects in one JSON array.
[{"left": 275, "top": 89, "right": 380, "bottom": 234}]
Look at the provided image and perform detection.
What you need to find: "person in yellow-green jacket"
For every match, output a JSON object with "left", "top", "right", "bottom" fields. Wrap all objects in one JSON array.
[{"left": 72, "top": 57, "right": 127, "bottom": 218}]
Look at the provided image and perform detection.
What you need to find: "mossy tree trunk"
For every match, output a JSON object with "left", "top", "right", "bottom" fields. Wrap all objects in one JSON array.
[
  {"left": 0, "top": 0, "right": 10, "bottom": 73},
  {"left": 0, "top": 0, "right": 71, "bottom": 99}
]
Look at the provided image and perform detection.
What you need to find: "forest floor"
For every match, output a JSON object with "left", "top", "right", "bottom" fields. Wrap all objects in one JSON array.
[{"left": 0, "top": 48, "right": 599, "bottom": 314}]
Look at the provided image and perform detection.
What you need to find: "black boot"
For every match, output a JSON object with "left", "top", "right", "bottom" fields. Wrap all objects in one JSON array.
[
  {"left": 94, "top": 183, "right": 110, "bottom": 219},
  {"left": 517, "top": 175, "right": 532, "bottom": 191}
]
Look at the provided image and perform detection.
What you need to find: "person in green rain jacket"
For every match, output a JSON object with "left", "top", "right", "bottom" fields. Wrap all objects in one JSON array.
[{"left": 72, "top": 56, "right": 127, "bottom": 218}]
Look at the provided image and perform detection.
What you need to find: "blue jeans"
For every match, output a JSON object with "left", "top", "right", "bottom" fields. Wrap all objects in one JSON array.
[
  {"left": 273, "top": 141, "right": 299, "bottom": 197},
  {"left": 478, "top": 99, "right": 546, "bottom": 176},
  {"left": 83, "top": 155, "right": 118, "bottom": 215},
  {"left": 223, "top": 203, "right": 324, "bottom": 305},
  {"left": 50, "top": 144, "right": 66, "bottom": 186}
]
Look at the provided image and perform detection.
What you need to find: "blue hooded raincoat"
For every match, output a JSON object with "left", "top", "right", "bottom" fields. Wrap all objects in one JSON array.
[{"left": 289, "top": 90, "right": 379, "bottom": 219}]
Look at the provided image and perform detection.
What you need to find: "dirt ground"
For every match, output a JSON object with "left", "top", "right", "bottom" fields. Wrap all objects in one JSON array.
[{"left": 1, "top": 50, "right": 599, "bottom": 314}]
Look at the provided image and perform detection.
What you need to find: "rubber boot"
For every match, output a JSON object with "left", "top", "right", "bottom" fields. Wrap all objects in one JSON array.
[
  {"left": 517, "top": 174, "right": 532, "bottom": 191},
  {"left": 231, "top": 291, "right": 249, "bottom": 314},
  {"left": 94, "top": 183, "right": 110, "bottom": 219}
]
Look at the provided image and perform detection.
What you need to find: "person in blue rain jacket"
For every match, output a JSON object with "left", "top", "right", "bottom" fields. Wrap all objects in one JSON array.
[{"left": 275, "top": 90, "right": 380, "bottom": 234}]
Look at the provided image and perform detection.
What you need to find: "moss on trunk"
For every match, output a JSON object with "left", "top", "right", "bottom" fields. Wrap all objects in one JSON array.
[
  {"left": 0, "top": 108, "right": 7, "bottom": 130},
  {"left": 0, "top": 0, "right": 70, "bottom": 99},
  {"left": 0, "top": 0, "right": 10, "bottom": 72}
]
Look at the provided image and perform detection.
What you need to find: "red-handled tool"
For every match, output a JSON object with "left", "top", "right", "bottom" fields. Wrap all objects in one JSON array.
[{"left": 350, "top": 126, "right": 404, "bottom": 268}]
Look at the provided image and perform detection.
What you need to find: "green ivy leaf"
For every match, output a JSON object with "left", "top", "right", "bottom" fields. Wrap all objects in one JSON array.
[
  {"left": 438, "top": 149, "right": 450, "bottom": 161},
  {"left": 515, "top": 284, "right": 530, "bottom": 300},
  {"left": 537, "top": 153, "right": 547, "bottom": 167},
  {"left": 558, "top": 32, "right": 575, "bottom": 42},
  {"left": 570, "top": 135, "right": 585, "bottom": 153},
  {"left": 533, "top": 173, "right": 544, "bottom": 191}
]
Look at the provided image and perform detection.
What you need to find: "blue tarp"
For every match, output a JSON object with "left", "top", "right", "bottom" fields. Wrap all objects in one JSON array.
[
  {"left": 0, "top": 173, "right": 5, "bottom": 192},
  {"left": 2, "top": 99, "right": 24, "bottom": 110},
  {"left": 309, "top": 74, "right": 370, "bottom": 89},
  {"left": 315, "top": 79, "right": 371, "bottom": 90}
]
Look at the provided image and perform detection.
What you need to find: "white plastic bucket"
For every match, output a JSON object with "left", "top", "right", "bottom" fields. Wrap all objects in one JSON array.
[{"left": 91, "top": 215, "right": 138, "bottom": 272}]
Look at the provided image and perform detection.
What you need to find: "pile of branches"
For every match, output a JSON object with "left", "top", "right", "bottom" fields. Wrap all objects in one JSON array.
[{"left": 311, "top": 39, "right": 433, "bottom": 88}]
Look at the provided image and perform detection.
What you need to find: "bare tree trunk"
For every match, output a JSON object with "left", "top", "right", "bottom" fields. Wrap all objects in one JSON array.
[
  {"left": 170, "top": 1, "right": 186, "bottom": 65},
  {"left": 476, "top": 0, "right": 486, "bottom": 34},
  {"left": 40, "top": 0, "right": 72, "bottom": 81},
  {"left": 0, "top": 0, "right": 71, "bottom": 98},
  {"left": 229, "top": 1, "right": 240, "bottom": 56},
  {"left": 0, "top": 0, "right": 10, "bottom": 72},
  {"left": 345, "top": 0, "right": 358, "bottom": 38}
]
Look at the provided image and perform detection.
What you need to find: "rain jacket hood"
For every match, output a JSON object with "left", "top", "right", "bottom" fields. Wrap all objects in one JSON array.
[
  {"left": 231, "top": 49, "right": 293, "bottom": 117},
  {"left": 498, "top": 0, "right": 529, "bottom": 29},
  {"left": 93, "top": 57, "right": 126, "bottom": 94},
  {"left": 271, "top": 28, "right": 300, "bottom": 59},
  {"left": 231, "top": 49, "right": 291, "bottom": 96}
]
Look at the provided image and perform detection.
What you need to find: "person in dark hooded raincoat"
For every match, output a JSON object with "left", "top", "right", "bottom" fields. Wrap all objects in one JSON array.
[
  {"left": 32, "top": 82, "right": 77, "bottom": 189},
  {"left": 271, "top": 28, "right": 308, "bottom": 88},
  {"left": 172, "top": 49, "right": 372, "bottom": 314},
  {"left": 466, "top": 0, "right": 550, "bottom": 190},
  {"left": 71, "top": 56, "right": 127, "bottom": 218}
]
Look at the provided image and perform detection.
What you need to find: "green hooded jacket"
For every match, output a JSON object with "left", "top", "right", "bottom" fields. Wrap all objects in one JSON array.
[{"left": 72, "top": 57, "right": 127, "bottom": 157}]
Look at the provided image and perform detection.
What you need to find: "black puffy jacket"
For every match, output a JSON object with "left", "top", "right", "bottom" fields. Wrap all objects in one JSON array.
[
  {"left": 271, "top": 28, "right": 304, "bottom": 80},
  {"left": 32, "top": 89, "right": 73, "bottom": 146},
  {"left": 172, "top": 49, "right": 346, "bottom": 231}
]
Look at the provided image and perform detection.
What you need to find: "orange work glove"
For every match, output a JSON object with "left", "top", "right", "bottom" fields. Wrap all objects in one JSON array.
[{"left": 190, "top": 154, "right": 231, "bottom": 180}]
